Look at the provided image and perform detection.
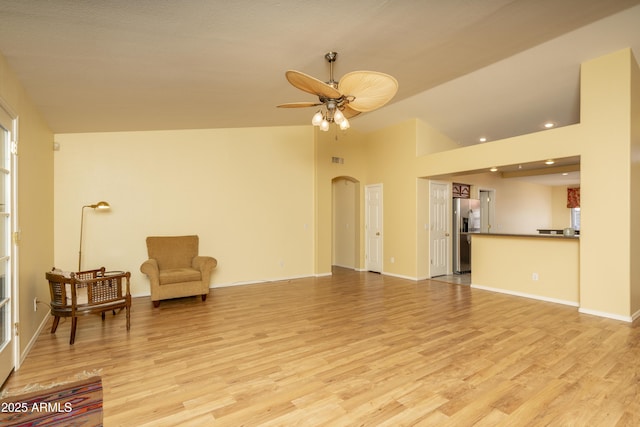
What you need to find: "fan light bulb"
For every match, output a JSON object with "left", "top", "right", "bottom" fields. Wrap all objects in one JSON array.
[
  {"left": 312, "top": 111, "right": 324, "bottom": 126},
  {"left": 310, "top": 106, "right": 351, "bottom": 132}
]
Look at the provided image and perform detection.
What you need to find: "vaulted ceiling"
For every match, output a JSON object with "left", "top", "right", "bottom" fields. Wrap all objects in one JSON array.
[{"left": 0, "top": 1, "right": 639, "bottom": 147}]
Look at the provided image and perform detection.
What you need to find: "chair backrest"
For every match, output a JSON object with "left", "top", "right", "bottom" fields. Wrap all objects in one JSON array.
[
  {"left": 46, "top": 267, "right": 129, "bottom": 309},
  {"left": 146, "top": 235, "right": 199, "bottom": 270},
  {"left": 47, "top": 271, "right": 74, "bottom": 308}
]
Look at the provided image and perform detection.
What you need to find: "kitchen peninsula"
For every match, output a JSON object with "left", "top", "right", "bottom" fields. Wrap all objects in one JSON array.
[{"left": 470, "top": 233, "right": 579, "bottom": 307}]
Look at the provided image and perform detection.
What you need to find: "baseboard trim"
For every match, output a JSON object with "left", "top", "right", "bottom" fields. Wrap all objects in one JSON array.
[
  {"left": 18, "top": 310, "right": 51, "bottom": 370},
  {"left": 578, "top": 307, "right": 633, "bottom": 323},
  {"left": 382, "top": 271, "right": 418, "bottom": 281},
  {"left": 470, "top": 284, "right": 579, "bottom": 308},
  {"left": 212, "top": 274, "right": 317, "bottom": 288}
]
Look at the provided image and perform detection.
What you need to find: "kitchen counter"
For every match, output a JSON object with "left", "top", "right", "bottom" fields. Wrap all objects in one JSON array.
[
  {"left": 470, "top": 233, "right": 579, "bottom": 306},
  {"left": 473, "top": 232, "right": 579, "bottom": 239}
]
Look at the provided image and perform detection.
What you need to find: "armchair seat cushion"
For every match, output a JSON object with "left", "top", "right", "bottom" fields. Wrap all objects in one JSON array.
[{"left": 159, "top": 268, "right": 202, "bottom": 285}]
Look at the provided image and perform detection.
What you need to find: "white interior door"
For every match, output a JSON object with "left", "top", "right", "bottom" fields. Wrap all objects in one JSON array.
[
  {"left": 0, "top": 103, "right": 16, "bottom": 385},
  {"left": 429, "top": 181, "right": 449, "bottom": 277},
  {"left": 365, "top": 184, "right": 383, "bottom": 273}
]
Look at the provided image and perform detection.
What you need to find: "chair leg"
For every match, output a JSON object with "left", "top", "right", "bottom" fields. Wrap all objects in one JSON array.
[
  {"left": 51, "top": 316, "right": 60, "bottom": 333},
  {"left": 69, "top": 317, "right": 78, "bottom": 345},
  {"left": 153, "top": 300, "right": 160, "bottom": 308},
  {"left": 126, "top": 295, "right": 131, "bottom": 331},
  {"left": 202, "top": 294, "right": 207, "bottom": 302},
  {"left": 126, "top": 306, "right": 131, "bottom": 331},
  {"left": 101, "top": 311, "right": 106, "bottom": 320}
]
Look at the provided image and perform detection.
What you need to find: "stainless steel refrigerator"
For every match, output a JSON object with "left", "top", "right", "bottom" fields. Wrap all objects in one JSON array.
[{"left": 453, "top": 198, "right": 481, "bottom": 274}]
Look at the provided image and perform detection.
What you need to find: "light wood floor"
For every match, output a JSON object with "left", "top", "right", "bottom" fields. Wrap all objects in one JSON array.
[{"left": 4, "top": 268, "right": 640, "bottom": 426}]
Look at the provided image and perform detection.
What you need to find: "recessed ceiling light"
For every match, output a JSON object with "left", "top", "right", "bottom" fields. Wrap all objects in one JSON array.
[
  {"left": 545, "top": 159, "right": 555, "bottom": 165},
  {"left": 479, "top": 137, "right": 487, "bottom": 142},
  {"left": 490, "top": 167, "right": 498, "bottom": 172},
  {"left": 544, "top": 122, "right": 555, "bottom": 129},
  {"left": 562, "top": 173, "right": 569, "bottom": 176}
]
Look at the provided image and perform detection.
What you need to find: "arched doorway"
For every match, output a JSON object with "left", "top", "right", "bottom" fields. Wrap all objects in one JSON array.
[{"left": 331, "top": 177, "right": 360, "bottom": 270}]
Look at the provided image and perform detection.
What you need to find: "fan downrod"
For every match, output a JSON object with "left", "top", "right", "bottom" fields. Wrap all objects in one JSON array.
[{"left": 324, "top": 52, "right": 339, "bottom": 88}]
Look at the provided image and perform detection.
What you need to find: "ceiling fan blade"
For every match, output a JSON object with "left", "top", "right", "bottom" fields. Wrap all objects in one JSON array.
[
  {"left": 338, "top": 71, "right": 398, "bottom": 112},
  {"left": 277, "top": 102, "right": 322, "bottom": 108},
  {"left": 286, "top": 70, "right": 342, "bottom": 99},
  {"left": 342, "top": 105, "right": 361, "bottom": 119}
]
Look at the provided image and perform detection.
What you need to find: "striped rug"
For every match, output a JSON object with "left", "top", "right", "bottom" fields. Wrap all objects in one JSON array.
[{"left": 0, "top": 376, "right": 103, "bottom": 426}]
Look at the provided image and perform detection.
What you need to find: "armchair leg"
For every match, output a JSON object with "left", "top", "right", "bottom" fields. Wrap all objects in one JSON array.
[
  {"left": 153, "top": 300, "right": 160, "bottom": 308},
  {"left": 51, "top": 316, "right": 60, "bottom": 333},
  {"left": 69, "top": 317, "right": 78, "bottom": 345},
  {"left": 202, "top": 294, "right": 207, "bottom": 302}
]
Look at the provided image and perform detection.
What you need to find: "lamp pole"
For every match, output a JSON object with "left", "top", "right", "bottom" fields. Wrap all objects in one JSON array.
[{"left": 78, "top": 201, "right": 110, "bottom": 271}]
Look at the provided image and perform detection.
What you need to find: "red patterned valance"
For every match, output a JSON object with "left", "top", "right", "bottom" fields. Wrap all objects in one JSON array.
[
  {"left": 567, "top": 187, "right": 580, "bottom": 208},
  {"left": 452, "top": 183, "right": 470, "bottom": 199}
]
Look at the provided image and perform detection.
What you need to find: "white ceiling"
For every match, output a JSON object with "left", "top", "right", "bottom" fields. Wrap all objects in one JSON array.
[{"left": 0, "top": 0, "right": 639, "bottom": 149}]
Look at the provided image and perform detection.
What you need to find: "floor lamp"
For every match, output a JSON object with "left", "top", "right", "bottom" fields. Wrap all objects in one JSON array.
[{"left": 78, "top": 201, "right": 110, "bottom": 271}]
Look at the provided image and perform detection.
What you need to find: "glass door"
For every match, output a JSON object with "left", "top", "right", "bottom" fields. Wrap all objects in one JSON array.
[{"left": 0, "top": 104, "right": 15, "bottom": 385}]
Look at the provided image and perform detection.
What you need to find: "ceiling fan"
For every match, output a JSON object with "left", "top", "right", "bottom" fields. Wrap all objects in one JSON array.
[{"left": 277, "top": 52, "right": 398, "bottom": 131}]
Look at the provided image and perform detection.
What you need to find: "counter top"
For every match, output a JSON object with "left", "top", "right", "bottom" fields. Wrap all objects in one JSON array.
[
  {"left": 471, "top": 232, "right": 579, "bottom": 239},
  {"left": 537, "top": 228, "right": 580, "bottom": 236}
]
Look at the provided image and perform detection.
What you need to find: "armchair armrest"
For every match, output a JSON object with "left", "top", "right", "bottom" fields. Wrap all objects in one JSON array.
[
  {"left": 192, "top": 256, "right": 217, "bottom": 271},
  {"left": 192, "top": 256, "right": 217, "bottom": 287},
  {"left": 140, "top": 258, "right": 159, "bottom": 278}
]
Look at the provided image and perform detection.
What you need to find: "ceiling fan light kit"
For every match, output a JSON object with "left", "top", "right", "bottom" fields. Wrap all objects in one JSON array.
[{"left": 278, "top": 52, "right": 398, "bottom": 132}]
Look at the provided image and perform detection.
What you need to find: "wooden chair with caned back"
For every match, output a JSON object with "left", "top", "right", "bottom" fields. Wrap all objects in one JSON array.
[{"left": 46, "top": 267, "right": 131, "bottom": 344}]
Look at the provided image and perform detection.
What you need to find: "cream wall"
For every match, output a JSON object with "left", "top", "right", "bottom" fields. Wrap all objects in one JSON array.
[
  {"left": 315, "top": 129, "right": 368, "bottom": 275},
  {"left": 472, "top": 235, "right": 580, "bottom": 304},
  {"left": 578, "top": 49, "right": 633, "bottom": 318},
  {"left": 416, "top": 48, "right": 638, "bottom": 320},
  {"left": 364, "top": 120, "right": 418, "bottom": 278},
  {"left": 319, "top": 118, "right": 460, "bottom": 280},
  {"left": 449, "top": 172, "right": 555, "bottom": 234},
  {"left": 630, "top": 50, "right": 640, "bottom": 314},
  {"left": 0, "top": 52, "right": 54, "bottom": 358},
  {"left": 54, "top": 126, "right": 315, "bottom": 296},
  {"left": 551, "top": 186, "right": 572, "bottom": 229}
]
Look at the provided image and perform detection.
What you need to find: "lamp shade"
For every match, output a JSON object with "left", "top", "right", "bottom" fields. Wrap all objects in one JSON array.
[{"left": 88, "top": 201, "right": 110, "bottom": 209}]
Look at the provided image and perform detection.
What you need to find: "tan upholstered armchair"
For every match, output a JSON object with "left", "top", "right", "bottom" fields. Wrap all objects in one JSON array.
[{"left": 140, "top": 235, "right": 217, "bottom": 307}]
